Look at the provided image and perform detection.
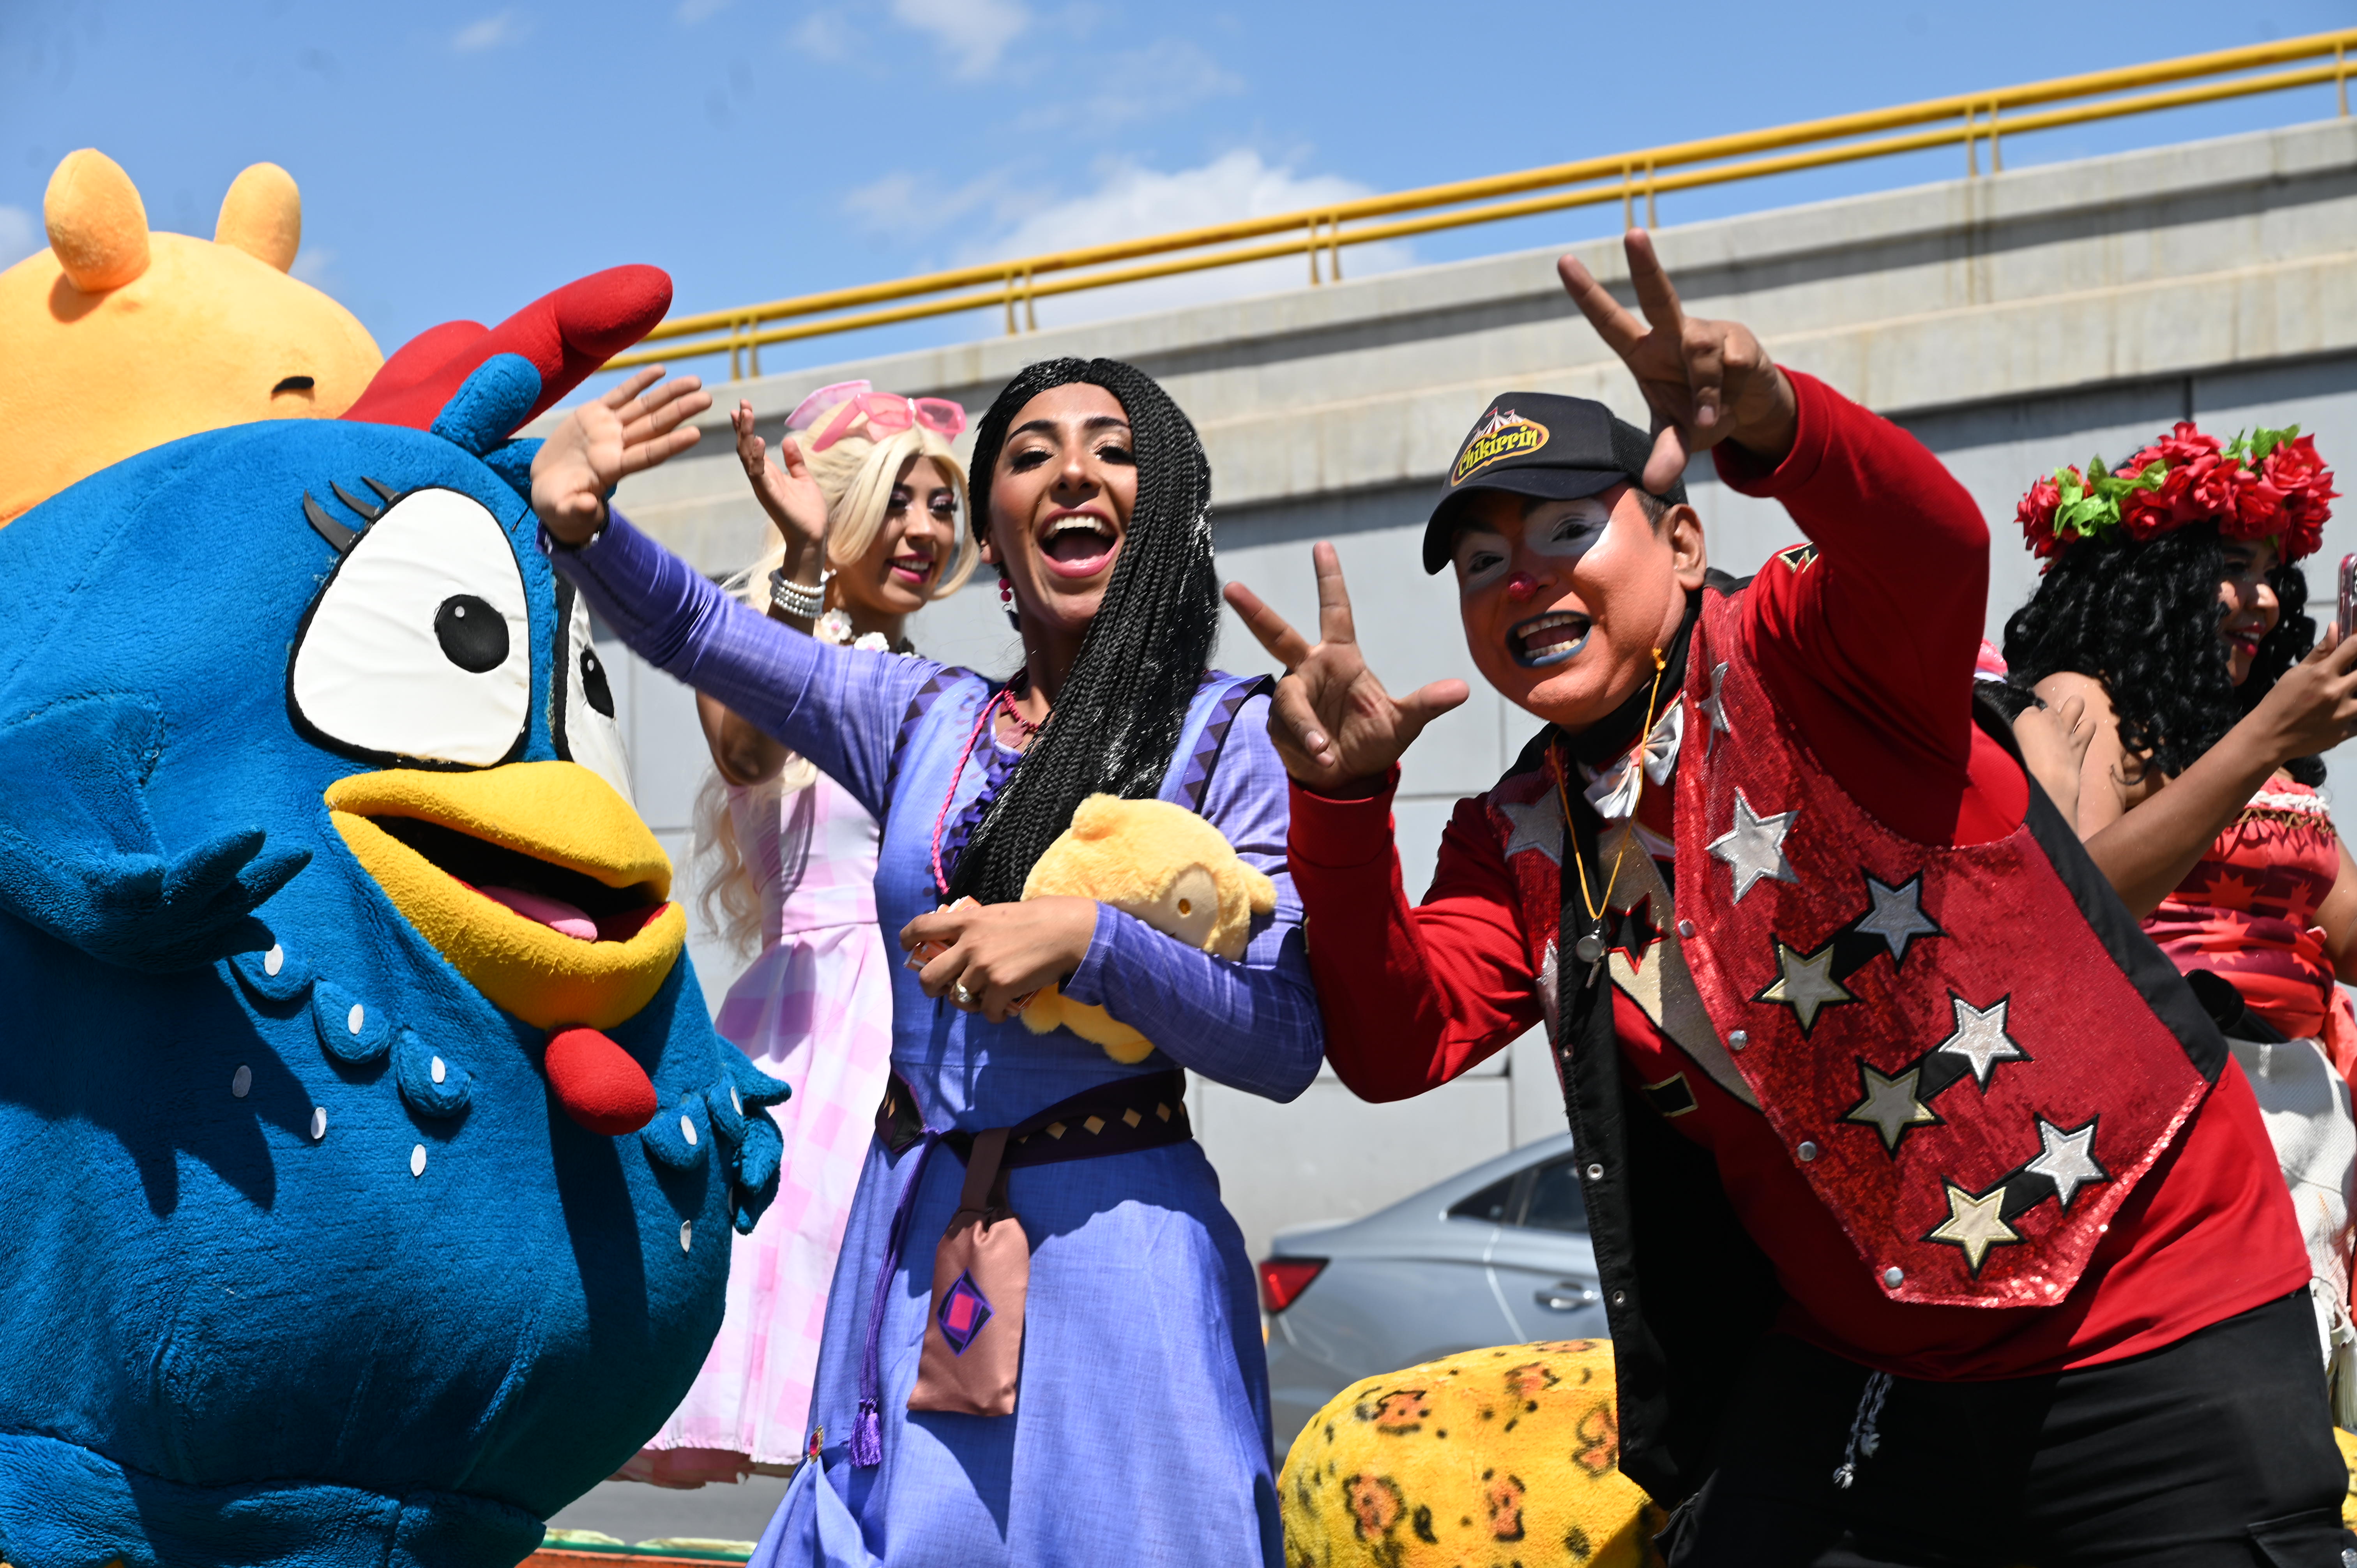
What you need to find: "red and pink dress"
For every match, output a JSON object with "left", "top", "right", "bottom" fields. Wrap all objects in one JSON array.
[
  {"left": 2145, "top": 778, "right": 2357, "bottom": 1076},
  {"left": 2145, "top": 775, "right": 2357, "bottom": 1413}
]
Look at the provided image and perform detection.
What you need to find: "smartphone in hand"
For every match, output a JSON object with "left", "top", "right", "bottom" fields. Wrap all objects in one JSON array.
[{"left": 2340, "top": 553, "right": 2357, "bottom": 641}]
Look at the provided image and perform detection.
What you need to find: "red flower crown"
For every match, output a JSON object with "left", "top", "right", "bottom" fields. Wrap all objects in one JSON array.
[{"left": 2016, "top": 422, "right": 2336, "bottom": 565}]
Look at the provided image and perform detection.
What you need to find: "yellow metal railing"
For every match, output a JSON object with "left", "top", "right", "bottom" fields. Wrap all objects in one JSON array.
[{"left": 613, "top": 30, "right": 2357, "bottom": 376}]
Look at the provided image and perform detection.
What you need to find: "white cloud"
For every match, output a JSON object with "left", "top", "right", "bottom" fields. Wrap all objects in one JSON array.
[
  {"left": 890, "top": 0, "right": 1029, "bottom": 79},
  {"left": 451, "top": 10, "right": 530, "bottom": 52},
  {"left": 956, "top": 150, "right": 1415, "bottom": 327},
  {"left": 0, "top": 206, "right": 39, "bottom": 271},
  {"left": 1016, "top": 38, "right": 1241, "bottom": 130},
  {"left": 677, "top": 0, "right": 733, "bottom": 19},
  {"left": 842, "top": 168, "right": 1021, "bottom": 243},
  {"left": 792, "top": 7, "right": 856, "bottom": 60},
  {"left": 289, "top": 245, "right": 336, "bottom": 288}
]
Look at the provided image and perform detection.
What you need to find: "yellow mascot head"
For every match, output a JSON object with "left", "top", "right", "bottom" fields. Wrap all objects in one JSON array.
[{"left": 0, "top": 149, "right": 384, "bottom": 525}]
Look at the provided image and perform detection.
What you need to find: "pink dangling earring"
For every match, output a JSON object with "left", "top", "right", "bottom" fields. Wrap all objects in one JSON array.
[{"left": 998, "top": 572, "right": 1019, "bottom": 629}]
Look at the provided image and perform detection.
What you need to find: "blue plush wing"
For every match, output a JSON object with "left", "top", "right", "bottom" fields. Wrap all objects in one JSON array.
[{"left": 0, "top": 694, "right": 307, "bottom": 971}]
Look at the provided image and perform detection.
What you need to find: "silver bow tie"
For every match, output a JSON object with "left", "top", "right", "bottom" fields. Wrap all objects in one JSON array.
[{"left": 1581, "top": 701, "right": 1684, "bottom": 822}]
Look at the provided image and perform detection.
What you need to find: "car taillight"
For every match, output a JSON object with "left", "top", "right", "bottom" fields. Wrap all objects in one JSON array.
[{"left": 1257, "top": 1256, "right": 1327, "bottom": 1313}]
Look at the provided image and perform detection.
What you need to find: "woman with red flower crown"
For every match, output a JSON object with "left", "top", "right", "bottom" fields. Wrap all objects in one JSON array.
[{"left": 2003, "top": 421, "right": 2357, "bottom": 1416}]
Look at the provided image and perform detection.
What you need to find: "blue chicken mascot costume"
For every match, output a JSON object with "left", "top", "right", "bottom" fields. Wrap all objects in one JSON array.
[{"left": 0, "top": 267, "right": 788, "bottom": 1568}]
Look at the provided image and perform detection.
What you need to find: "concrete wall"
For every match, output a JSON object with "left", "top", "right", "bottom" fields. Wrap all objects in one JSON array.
[{"left": 564, "top": 116, "right": 2357, "bottom": 1270}]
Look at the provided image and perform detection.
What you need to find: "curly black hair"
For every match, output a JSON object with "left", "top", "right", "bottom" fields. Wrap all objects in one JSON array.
[
  {"left": 2000, "top": 518, "right": 2321, "bottom": 786},
  {"left": 945, "top": 357, "right": 1221, "bottom": 905}
]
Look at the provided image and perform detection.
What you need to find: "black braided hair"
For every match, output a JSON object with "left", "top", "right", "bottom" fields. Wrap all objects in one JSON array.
[
  {"left": 2000, "top": 518, "right": 2322, "bottom": 786},
  {"left": 945, "top": 358, "right": 1220, "bottom": 904}
]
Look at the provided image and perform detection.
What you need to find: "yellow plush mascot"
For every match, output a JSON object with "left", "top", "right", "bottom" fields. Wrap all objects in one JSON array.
[{"left": 0, "top": 149, "right": 382, "bottom": 525}]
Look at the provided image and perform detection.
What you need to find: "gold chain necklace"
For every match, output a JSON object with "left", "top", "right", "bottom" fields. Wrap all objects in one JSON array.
[{"left": 1555, "top": 648, "right": 1668, "bottom": 988}]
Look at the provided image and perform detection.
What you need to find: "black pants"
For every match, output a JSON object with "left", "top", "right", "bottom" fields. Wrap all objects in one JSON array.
[{"left": 1664, "top": 1289, "right": 2352, "bottom": 1567}]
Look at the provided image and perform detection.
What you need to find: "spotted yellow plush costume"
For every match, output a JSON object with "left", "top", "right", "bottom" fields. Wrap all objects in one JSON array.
[{"left": 1280, "top": 1341, "right": 1664, "bottom": 1568}]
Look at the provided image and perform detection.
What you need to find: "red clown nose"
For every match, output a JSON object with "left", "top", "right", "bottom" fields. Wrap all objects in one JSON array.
[{"left": 544, "top": 1026, "right": 659, "bottom": 1135}]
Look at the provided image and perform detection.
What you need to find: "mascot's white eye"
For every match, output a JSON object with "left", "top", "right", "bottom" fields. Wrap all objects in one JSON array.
[
  {"left": 553, "top": 580, "right": 635, "bottom": 807},
  {"left": 289, "top": 487, "right": 530, "bottom": 766}
]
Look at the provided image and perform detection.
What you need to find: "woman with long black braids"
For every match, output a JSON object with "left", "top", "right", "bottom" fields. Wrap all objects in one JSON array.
[
  {"left": 531, "top": 358, "right": 1316, "bottom": 1566},
  {"left": 2003, "top": 422, "right": 2357, "bottom": 1413}
]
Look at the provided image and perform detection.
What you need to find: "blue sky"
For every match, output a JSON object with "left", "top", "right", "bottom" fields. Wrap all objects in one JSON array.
[{"left": 2, "top": 0, "right": 2349, "bottom": 390}]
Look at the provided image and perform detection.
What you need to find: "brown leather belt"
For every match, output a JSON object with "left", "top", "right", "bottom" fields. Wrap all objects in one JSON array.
[{"left": 874, "top": 1068, "right": 1194, "bottom": 1169}]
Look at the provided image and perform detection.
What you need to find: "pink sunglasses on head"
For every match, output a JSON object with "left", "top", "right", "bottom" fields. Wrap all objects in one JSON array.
[{"left": 786, "top": 379, "right": 968, "bottom": 453}]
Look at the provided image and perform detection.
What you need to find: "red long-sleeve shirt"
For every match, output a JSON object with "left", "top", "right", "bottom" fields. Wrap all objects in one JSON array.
[{"left": 1291, "top": 373, "right": 2307, "bottom": 1379}]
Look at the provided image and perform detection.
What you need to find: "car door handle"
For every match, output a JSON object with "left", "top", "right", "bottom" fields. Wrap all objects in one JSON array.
[{"left": 1534, "top": 1282, "right": 1601, "bottom": 1311}]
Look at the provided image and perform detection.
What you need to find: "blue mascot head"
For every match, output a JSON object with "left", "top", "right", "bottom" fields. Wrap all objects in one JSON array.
[{"left": 0, "top": 267, "right": 785, "bottom": 1568}]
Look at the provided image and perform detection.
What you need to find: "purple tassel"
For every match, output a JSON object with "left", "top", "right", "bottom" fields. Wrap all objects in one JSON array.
[{"left": 849, "top": 1400, "right": 883, "bottom": 1468}]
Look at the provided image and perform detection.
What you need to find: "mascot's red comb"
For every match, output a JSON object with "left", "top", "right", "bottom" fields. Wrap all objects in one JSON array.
[{"left": 341, "top": 265, "right": 671, "bottom": 435}]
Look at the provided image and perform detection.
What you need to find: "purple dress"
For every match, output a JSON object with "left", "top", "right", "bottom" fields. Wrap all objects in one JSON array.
[{"left": 551, "top": 514, "right": 1322, "bottom": 1567}]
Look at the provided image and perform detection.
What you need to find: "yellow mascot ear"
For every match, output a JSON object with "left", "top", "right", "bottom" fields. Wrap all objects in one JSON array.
[
  {"left": 1069, "top": 794, "right": 1122, "bottom": 841},
  {"left": 215, "top": 162, "right": 302, "bottom": 273},
  {"left": 44, "top": 149, "right": 150, "bottom": 294},
  {"left": 1242, "top": 863, "right": 1277, "bottom": 916}
]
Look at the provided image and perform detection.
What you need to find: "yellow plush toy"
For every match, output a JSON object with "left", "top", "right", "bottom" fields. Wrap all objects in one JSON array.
[
  {"left": 0, "top": 148, "right": 383, "bottom": 525},
  {"left": 1281, "top": 1341, "right": 1666, "bottom": 1568},
  {"left": 1018, "top": 794, "right": 1276, "bottom": 1063}
]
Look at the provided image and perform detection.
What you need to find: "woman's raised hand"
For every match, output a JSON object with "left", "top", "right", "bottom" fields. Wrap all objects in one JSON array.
[
  {"left": 1224, "top": 543, "right": 1469, "bottom": 796},
  {"left": 531, "top": 368, "right": 711, "bottom": 544},
  {"left": 2251, "top": 625, "right": 2357, "bottom": 763},
  {"left": 730, "top": 400, "right": 828, "bottom": 550},
  {"left": 1558, "top": 229, "right": 1799, "bottom": 491}
]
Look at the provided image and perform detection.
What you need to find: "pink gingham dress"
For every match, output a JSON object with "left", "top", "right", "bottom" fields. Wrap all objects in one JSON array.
[{"left": 623, "top": 766, "right": 896, "bottom": 1485}]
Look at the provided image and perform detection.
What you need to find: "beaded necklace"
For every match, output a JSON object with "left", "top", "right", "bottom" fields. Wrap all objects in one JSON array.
[{"left": 927, "top": 686, "right": 1041, "bottom": 895}]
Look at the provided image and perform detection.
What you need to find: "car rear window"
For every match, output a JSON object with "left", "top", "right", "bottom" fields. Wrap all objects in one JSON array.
[
  {"left": 1521, "top": 1158, "right": 1590, "bottom": 1233},
  {"left": 1447, "top": 1174, "right": 1519, "bottom": 1224}
]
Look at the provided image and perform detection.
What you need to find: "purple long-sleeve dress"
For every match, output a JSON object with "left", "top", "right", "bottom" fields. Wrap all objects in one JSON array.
[{"left": 552, "top": 514, "right": 1321, "bottom": 1568}]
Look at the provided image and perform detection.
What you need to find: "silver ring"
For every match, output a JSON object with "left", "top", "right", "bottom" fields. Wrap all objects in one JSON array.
[{"left": 953, "top": 982, "right": 978, "bottom": 1008}]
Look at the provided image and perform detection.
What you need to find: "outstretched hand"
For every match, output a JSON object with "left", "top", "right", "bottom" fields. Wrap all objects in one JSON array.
[
  {"left": 730, "top": 400, "right": 829, "bottom": 550},
  {"left": 1224, "top": 543, "right": 1468, "bottom": 796},
  {"left": 1557, "top": 230, "right": 1799, "bottom": 492},
  {"left": 531, "top": 367, "right": 712, "bottom": 545}
]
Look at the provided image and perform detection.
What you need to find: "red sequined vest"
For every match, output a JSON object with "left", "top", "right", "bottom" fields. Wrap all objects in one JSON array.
[{"left": 1487, "top": 582, "right": 2221, "bottom": 1308}]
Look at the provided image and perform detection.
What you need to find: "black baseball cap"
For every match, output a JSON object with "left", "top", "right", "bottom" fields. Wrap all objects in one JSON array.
[{"left": 1422, "top": 391, "right": 1686, "bottom": 574}]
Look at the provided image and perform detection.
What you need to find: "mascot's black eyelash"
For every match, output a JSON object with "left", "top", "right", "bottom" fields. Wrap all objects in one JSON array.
[{"left": 302, "top": 476, "right": 404, "bottom": 554}]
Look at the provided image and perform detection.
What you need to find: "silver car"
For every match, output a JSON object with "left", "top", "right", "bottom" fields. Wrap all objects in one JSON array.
[{"left": 1259, "top": 1132, "right": 1608, "bottom": 1454}]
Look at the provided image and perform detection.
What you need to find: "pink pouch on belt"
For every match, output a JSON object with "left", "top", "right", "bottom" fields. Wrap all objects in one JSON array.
[{"left": 908, "top": 1126, "right": 1029, "bottom": 1416}]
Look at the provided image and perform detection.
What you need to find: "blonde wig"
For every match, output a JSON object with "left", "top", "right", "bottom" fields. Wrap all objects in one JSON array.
[{"left": 693, "top": 396, "right": 974, "bottom": 956}]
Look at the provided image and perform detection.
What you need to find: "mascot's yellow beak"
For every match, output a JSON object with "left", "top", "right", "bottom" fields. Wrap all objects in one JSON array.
[{"left": 325, "top": 762, "right": 687, "bottom": 1031}]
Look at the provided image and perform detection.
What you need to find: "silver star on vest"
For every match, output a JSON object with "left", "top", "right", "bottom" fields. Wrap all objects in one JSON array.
[
  {"left": 2025, "top": 1118, "right": 2106, "bottom": 1209},
  {"left": 1498, "top": 795, "right": 1564, "bottom": 865},
  {"left": 1843, "top": 1062, "right": 1938, "bottom": 1152},
  {"left": 1697, "top": 660, "right": 1732, "bottom": 752},
  {"left": 1707, "top": 791, "right": 1797, "bottom": 903},
  {"left": 1856, "top": 872, "right": 1940, "bottom": 965},
  {"left": 1928, "top": 1183, "right": 2019, "bottom": 1273},
  {"left": 1758, "top": 942, "right": 1852, "bottom": 1032},
  {"left": 1935, "top": 996, "right": 2026, "bottom": 1088}
]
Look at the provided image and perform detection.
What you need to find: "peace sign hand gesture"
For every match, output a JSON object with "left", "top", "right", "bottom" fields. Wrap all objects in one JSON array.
[
  {"left": 1223, "top": 543, "right": 1469, "bottom": 796},
  {"left": 1558, "top": 229, "right": 1799, "bottom": 491}
]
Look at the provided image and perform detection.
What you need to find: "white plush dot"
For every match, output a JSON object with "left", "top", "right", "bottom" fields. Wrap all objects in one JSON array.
[
  {"left": 264, "top": 943, "right": 285, "bottom": 977},
  {"left": 231, "top": 1065, "right": 252, "bottom": 1099},
  {"left": 309, "top": 1106, "right": 328, "bottom": 1141},
  {"left": 680, "top": 1220, "right": 693, "bottom": 1253},
  {"left": 347, "top": 1003, "right": 365, "bottom": 1035},
  {"left": 410, "top": 1144, "right": 427, "bottom": 1178},
  {"left": 430, "top": 1056, "right": 447, "bottom": 1085},
  {"left": 681, "top": 1114, "right": 698, "bottom": 1147}
]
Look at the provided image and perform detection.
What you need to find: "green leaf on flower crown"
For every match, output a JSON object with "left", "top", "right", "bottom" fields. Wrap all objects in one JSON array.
[
  {"left": 2086, "top": 455, "right": 2111, "bottom": 484},
  {"left": 2056, "top": 494, "right": 2117, "bottom": 535},
  {"left": 2055, "top": 470, "right": 2086, "bottom": 508}
]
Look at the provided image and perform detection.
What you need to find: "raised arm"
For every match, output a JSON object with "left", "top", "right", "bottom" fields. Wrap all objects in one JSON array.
[{"left": 532, "top": 371, "right": 933, "bottom": 817}]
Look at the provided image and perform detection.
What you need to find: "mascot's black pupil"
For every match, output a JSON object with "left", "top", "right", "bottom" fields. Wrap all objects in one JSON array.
[
  {"left": 579, "top": 647, "right": 615, "bottom": 718},
  {"left": 434, "top": 596, "right": 509, "bottom": 673}
]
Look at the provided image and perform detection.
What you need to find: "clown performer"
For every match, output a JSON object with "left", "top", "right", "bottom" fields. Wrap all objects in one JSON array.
[
  {"left": 1998, "top": 428, "right": 2357, "bottom": 1423},
  {"left": 530, "top": 357, "right": 1319, "bottom": 1565},
  {"left": 624, "top": 384, "right": 979, "bottom": 1486},
  {"left": 1224, "top": 230, "right": 2357, "bottom": 1565}
]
